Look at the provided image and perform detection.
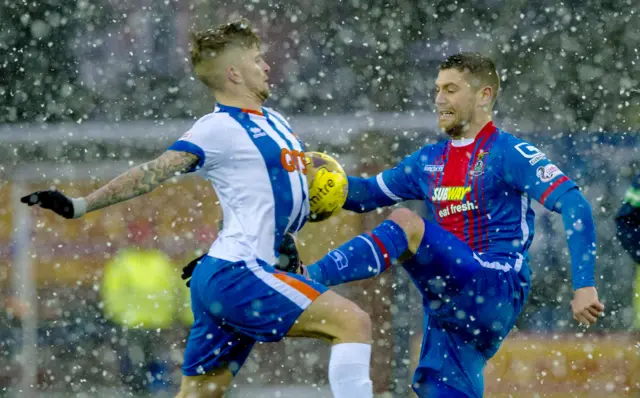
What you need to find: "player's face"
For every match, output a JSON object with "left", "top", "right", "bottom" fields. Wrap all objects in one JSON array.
[
  {"left": 237, "top": 46, "right": 271, "bottom": 101},
  {"left": 434, "top": 68, "right": 478, "bottom": 138}
]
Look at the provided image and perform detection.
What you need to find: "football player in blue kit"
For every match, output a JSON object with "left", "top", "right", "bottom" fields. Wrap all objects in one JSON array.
[
  {"left": 297, "top": 52, "right": 605, "bottom": 397},
  {"left": 21, "top": 19, "right": 375, "bottom": 398}
]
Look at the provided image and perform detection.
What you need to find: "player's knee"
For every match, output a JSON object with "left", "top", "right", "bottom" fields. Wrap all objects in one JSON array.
[{"left": 387, "top": 208, "right": 425, "bottom": 252}]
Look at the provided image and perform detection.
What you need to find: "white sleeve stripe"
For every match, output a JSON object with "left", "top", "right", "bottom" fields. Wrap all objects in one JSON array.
[
  {"left": 520, "top": 194, "right": 530, "bottom": 247},
  {"left": 356, "top": 235, "right": 382, "bottom": 275},
  {"left": 376, "top": 173, "right": 402, "bottom": 202}
]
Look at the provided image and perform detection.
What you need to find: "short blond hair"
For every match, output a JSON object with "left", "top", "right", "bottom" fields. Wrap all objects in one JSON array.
[{"left": 190, "top": 18, "right": 260, "bottom": 90}]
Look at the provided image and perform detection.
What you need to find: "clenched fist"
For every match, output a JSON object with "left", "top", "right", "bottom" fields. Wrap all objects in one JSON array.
[{"left": 571, "top": 286, "right": 604, "bottom": 326}]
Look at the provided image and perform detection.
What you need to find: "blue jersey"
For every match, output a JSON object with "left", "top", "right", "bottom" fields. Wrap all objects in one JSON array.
[{"left": 374, "top": 122, "right": 577, "bottom": 270}]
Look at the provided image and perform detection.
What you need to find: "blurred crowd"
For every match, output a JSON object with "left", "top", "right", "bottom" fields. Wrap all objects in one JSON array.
[{"left": 1, "top": 0, "right": 638, "bottom": 131}]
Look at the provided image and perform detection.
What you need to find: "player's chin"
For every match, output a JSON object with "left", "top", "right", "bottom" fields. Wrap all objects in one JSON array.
[
  {"left": 257, "top": 87, "right": 270, "bottom": 101},
  {"left": 439, "top": 121, "right": 459, "bottom": 137}
]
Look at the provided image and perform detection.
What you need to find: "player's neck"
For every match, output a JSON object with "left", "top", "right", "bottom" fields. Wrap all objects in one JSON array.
[
  {"left": 457, "top": 116, "right": 493, "bottom": 141},
  {"left": 213, "top": 91, "right": 263, "bottom": 114}
]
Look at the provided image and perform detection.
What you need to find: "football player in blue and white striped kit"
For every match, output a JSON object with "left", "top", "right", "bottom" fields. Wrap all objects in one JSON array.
[{"left": 21, "top": 19, "right": 374, "bottom": 398}]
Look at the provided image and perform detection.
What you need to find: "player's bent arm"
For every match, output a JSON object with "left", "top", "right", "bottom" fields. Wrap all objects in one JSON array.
[
  {"left": 344, "top": 149, "right": 426, "bottom": 212},
  {"left": 83, "top": 150, "right": 199, "bottom": 215},
  {"left": 554, "top": 188, "right": 605, "bottom": 325},
  {"left": 343, "top": 175, "right": 398, "bottom": 213},
  {"left": 552, "top": 188, "right": 596, "bottom": 290}
]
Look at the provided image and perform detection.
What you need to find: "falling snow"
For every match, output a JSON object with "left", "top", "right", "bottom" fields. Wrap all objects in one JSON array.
[{"left": 0, "top": 0, "right": 639, "bottom": 397}]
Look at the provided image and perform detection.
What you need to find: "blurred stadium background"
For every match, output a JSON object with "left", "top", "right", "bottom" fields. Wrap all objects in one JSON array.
[{"left": 0, "top": 0, "right": 638, "bottom": 397}]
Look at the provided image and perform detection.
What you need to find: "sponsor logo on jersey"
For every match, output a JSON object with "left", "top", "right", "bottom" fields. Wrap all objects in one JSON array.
[
  {"left": 514, "top": 142, "right": 546, "bottom": 165},
  {"left": 250, "top": 127, "right": 267, "bottom": 138},
  {"left": 329, "top": 249, "right": 348, "bottom": 270},
  {"left": 438, "top": 201, "right": 477, "bottom": 218},
  {"left": 469, "top": 151, "right": 489, "bottom": 177},
  {"left": 431, "top": 186, "right": 471, "bottom": 202},
  {"left": 424, "top": 164, "right": 444, "bottom": 173},
  {"left": 536, "top": 164, "right": 562, "bottom": 182},
  {"left": 280, "top": 149, "right": 307, "bottom": 174}
]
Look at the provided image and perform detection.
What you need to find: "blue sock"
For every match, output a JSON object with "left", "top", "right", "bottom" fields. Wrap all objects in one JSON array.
[{"left": 305, "top": 220, "right": 409, "bottom": 286}]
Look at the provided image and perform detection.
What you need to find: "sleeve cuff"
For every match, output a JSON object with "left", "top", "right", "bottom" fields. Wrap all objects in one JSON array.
[
  {"left": 71, "top": 197, "right": 87, "bottom": 218},
  {"left": 540, "top": 177, "right": 577, "bottom": 211},
  {"left": 573, "top": 278, "right": 595, "bottom": 290},
  {"left": 168, "top": 140, "right": 205, "bottom": 172}
]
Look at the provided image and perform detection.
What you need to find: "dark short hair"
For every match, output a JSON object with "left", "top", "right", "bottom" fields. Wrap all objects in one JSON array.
[{"left": 440, "top": 52, "right": 500, "bottom": 104}]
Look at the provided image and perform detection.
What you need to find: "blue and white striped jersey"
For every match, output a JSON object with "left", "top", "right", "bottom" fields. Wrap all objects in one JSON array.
[{"left": 168, "top": 104, "right": 309, "bottom": 265}]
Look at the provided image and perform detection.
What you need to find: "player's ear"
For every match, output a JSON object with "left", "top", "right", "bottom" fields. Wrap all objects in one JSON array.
[
  {"left": 227, "top": 66, "right": 242, "bottom": 84},
  {"left": 478, "top": 86, "right": 493, "bottom": 107}
]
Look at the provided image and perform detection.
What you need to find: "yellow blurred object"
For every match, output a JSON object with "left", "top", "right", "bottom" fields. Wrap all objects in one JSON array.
[{"left": 101, "top": 248, "right": 178, "bottom": 329}]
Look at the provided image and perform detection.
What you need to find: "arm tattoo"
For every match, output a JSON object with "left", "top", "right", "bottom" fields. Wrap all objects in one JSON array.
[{"left": 84, "top": 150, "right": 199, "bottom": 213}]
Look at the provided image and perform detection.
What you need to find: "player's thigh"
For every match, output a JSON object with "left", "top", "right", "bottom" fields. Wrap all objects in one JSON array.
[
  {"left": 184, "top": 258, "right": 257, "bottom": 379},
  {"left": 450, "top": 267, "right": 525, "bottom": 353},
  {"left": 178, "top": 367, "right": 233, "bottom": 398},
  {"left": 192, "top": 256, "right": 333, "bottom": 343},
  {"left": 287, "top": 289, "right": 372, "bottom": 344},
  {"left": 403, "top": 219, "right": 481, "bottom": 298}
]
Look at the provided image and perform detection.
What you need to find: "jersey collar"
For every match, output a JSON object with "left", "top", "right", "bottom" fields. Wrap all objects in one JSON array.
[
  {"left": 214, "top": 103, "right": 264, "bottom": 116},
  {"left": 451, "top": 121, "right": 496, "bottom": 147}
]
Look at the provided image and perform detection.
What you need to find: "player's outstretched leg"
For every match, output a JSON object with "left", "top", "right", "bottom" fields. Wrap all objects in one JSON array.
[
  {"left": 177, "top": 254, "right": 373, "bottom": 398},
  {"left": 304, "top": 207, "right": 483, "bottom": 296},
  {"left": 304, "top": 207, "right": 424, "bottom": 286},
  {"left": 287, "top": 290, "right": 374, "bottom": 398}
]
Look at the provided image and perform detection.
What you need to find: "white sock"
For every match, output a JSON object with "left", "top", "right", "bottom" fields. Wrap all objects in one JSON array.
[{"left": 328, "top": 343, "right": 373, "bottom": 398}]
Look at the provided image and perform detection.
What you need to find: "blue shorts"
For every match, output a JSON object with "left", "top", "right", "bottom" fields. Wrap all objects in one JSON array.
[
  {"left": 404, "top": 220, "right": 530, "bottom": 398},
  {"left": 182, "top": 256, "right": 328, "bottom": 376}
]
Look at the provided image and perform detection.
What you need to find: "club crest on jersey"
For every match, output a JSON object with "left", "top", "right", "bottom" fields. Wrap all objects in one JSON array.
[
  {"left": 431, "top": 186, "right": 471, "bottom": 202},
  {"left": 250, "top": 127, "right": 267, "bottom": 138},
  {"left": 469, "top": 151, "right": 489, "bottom": 177}
]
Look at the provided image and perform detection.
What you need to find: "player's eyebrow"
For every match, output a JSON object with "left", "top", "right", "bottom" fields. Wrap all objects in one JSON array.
[{"left": 435, "top": 82, "right": 459, "bottom": 90}]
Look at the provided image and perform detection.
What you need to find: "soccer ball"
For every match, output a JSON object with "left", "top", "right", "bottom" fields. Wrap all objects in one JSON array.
[{"left": 305, "top": 151, "right": 348, "bottom": 222}]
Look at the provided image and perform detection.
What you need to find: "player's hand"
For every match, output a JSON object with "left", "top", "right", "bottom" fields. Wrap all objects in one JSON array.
[
  {"left": 276, "top": 233, "right": 303, "bottom": 274},
  {"left": 571, "top": 286, "right": 604, "bottom": 326},
  {"left": 182, "top": 253, "right": 206, "bottom": 287},
  {"left": 20, "top": 190, "right": 85, "bottom": 219}
]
